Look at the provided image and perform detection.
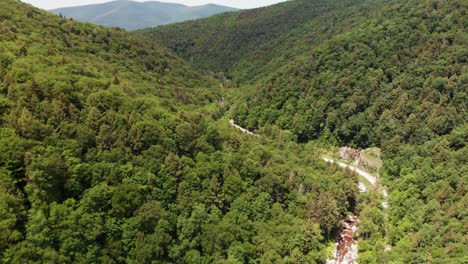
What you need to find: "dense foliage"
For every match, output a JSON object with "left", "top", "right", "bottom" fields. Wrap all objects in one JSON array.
[
  {"left": 231, "top": 0, "right": 467, "bottom": 145},
  {"left": 148, "top": 0, "right": 468, "bottom": 262},
  {"left": 142, "top": 0, "right": 378, "bottom": 83},
  {"left": 0, "top": 0, "right": 360, "bottom": 263}
]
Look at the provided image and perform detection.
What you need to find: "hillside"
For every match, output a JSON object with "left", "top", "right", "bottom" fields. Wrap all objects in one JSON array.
[
  {"left": 147, "top": 0, "right": 468, "bottom": 262},
  {"left": 141, "top": 0, "right": 383, "bottom": 82},
  {"left": 0, "top": 1, "right": 360, "bottom": 263},
  {"left": 50, "top": 0, "right": 238, "bottom": 30}
]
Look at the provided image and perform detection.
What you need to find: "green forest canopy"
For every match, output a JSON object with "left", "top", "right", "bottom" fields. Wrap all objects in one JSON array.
[
  {"left": 1, "top": 0, "right": 358, "bottom": 263},
  {"left": 0, "top": 0, "right": 467, "bottom": 263},
  {"left": 147, "top": 0, "right": 467, "bottom": 262}
]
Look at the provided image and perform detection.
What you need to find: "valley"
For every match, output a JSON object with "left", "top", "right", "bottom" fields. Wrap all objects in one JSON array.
[{"left": 0, "top": 0, "right": 466, "bottom": 263}]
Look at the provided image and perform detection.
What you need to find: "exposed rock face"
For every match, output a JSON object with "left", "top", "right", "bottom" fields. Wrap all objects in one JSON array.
[{"left": 339, "top": 147, "right": 360, "bottom": 162}]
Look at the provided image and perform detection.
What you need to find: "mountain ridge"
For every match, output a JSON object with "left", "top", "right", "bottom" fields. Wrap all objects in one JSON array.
[
  {"left": 49, "top": 0, "right": 238, "bottom": 30},
  {"left": 141, "top": 0, "right": 379, "bottom": 81}
]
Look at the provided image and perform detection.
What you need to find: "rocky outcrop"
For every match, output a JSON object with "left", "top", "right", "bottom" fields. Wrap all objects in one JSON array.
[{"left": 339, "top": 147, "right": 360, "bottom": 162}]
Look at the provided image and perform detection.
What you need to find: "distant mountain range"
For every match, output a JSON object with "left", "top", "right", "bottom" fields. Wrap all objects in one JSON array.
[{"left": 49, "top": 0, "right": 238, "bottom": 30}]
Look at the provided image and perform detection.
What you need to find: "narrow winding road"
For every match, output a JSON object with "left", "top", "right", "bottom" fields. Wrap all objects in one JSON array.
[
  {"left": 228, "top": 119, "right": 389, "bottom": 263},
  {"left": 322, "top": 157, "right": 377, "bottom": 185},
  {"left": 321, "top": 157, "right": 388, "bottom": 208},
  {"left": 229, "top": 119, "right": 255, "bottom": 135}
]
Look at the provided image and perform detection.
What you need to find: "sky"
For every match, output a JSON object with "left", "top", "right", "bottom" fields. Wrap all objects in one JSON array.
[{"left": 21, "top": 0, "right": 288, "bottom": 10}]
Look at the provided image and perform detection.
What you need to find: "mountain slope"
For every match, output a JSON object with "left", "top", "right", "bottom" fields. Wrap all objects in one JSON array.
[
  {"left": 147, "top": 0, "right": 468, "bottom": 262},
  {"left": 50, "top": 0, "right": 238, "bottom": 30},
  {"left": 141, "top": 0, "right": 384, "bottom": 82},
  {"left": 0, "top": 1, "right": 359, "bottom": 263},
  {"left": 231, "top": 2, "right": 467, "bottom": 261}
]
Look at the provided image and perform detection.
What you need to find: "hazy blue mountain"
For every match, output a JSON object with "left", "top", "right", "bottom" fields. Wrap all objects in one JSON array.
[{"left": 49, "top": 0, "right": 238, "bottom": 30}]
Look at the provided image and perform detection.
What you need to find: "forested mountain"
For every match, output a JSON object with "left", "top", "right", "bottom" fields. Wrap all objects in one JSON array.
[
  {"left": 50, "top": 0, "right": 238, "bottom": 30},
  {"left": 146, "top": 0, "right": 468, "bottom": 262},
  {"left": 1, "top": 0, "right": 359, "bottom": 263},
  {"left": 141, "top": 0, "right": 383, "bottom": 82},
  {"left": 2, "top": 0, "right": 467, "bottom": 263}
]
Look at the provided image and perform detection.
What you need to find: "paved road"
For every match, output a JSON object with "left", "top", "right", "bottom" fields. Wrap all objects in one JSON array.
[{"left": 322, "top": 157, "right": 376, "bottom": 185}]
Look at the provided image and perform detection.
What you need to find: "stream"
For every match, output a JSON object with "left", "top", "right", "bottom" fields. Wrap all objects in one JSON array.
[
  {"left": 322, "top": 156, "right": 388, "bottom": 264},
  {"left": 326, "top": 216, "right": 359, "bottom": 264},
  {"left": 228, "top": 119, "right": 388, "bottom": 263}
]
